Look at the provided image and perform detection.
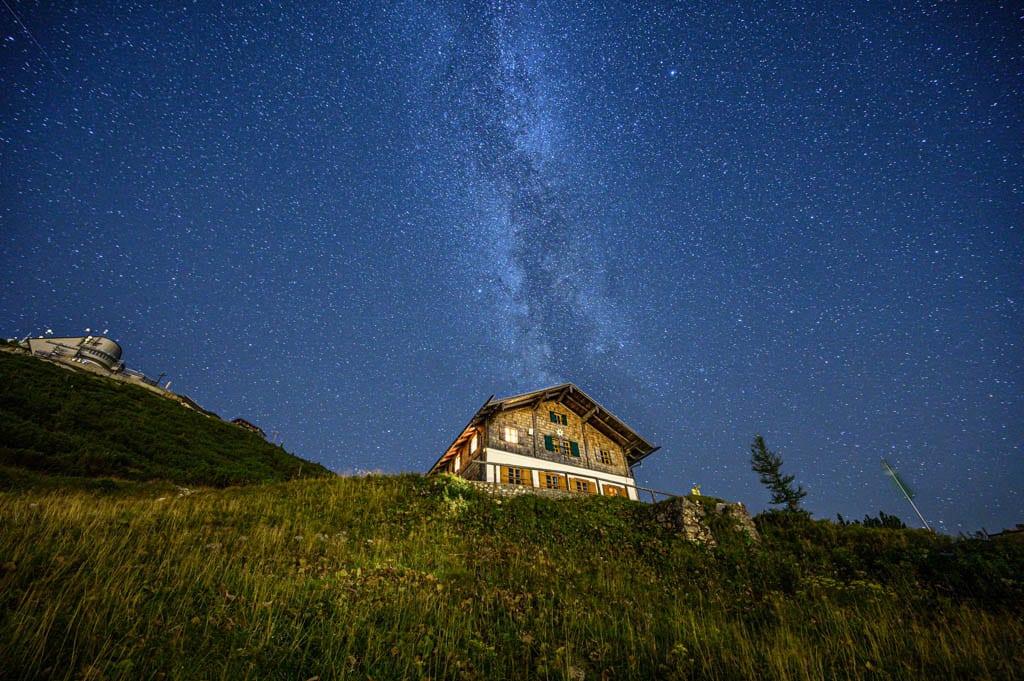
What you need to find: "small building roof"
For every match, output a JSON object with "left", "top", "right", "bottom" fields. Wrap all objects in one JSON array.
[
  {"left": 231, "top": 418, "right": 266, "bottom": 437},
  {"left": 428, "top": 383, "right": 659, "bottom": 475}
]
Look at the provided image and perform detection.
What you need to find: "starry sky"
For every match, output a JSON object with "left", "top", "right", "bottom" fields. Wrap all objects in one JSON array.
[{"left": 2, "top": 1, "right": 1021, "bottom": 533}]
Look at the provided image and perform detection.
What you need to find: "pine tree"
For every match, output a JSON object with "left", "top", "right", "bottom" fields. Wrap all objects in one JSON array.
[{"left": 749, "top": 435, "right": 807, "bottom": 513}]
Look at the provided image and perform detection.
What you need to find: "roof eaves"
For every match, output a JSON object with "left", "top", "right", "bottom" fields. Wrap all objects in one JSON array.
[
  {"left": 426, "top": 395, "right": 493, "bottom": 474},
  {"left": 431, "top": 383, "right": 659, "bottom": 472}
]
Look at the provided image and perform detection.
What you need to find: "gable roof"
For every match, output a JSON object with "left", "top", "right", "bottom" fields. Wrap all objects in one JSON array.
[{"left": 428, "top": 383, "right": 659, "bottom": 474}]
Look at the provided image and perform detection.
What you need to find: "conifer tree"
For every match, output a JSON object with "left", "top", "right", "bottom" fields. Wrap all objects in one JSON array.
[{"left": 749, "top": 435, "right": 807, "bottom": 513}]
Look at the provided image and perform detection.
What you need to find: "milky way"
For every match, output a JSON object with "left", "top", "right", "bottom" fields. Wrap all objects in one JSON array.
[{"left": 423, "top": 2, "right": 639, "bottom": 386}]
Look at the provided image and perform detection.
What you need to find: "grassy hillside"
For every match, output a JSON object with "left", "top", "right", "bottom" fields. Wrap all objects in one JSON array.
[
  {"left": 0, "top": 351, "right": 331, "bottom": 488},
  {"left": 1, "top": 347, "right": 1021, "bottom": 679},
  {"left": 1, "top": 474, "right": 1021, "bottom": 680}
]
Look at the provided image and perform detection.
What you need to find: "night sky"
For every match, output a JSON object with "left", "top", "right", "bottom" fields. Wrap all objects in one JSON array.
[{"left": 2, "top": 1, "right": 1021, "bottom": 533}]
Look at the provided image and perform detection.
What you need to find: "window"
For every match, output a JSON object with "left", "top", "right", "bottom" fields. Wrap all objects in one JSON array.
[
  {"left": 543, "top": 473, "right": 564, "bottom": 490},
  {"left": 501, "top": 466, "right": 530, "bottom": 486},
  {"left": 543, "top": 435, "right": 580, "bottom": 457},
  {"left": 502, "top": 426, "right": 519, "bottom": 444},
  {"left": 597, "top": 449, "right": 614, "bottom": 465},
  {"left": 571, "top": 478, "right": 594, "bottom": 494},
  {"left": 469, "top": 433, "right": 479, "bottom": 453},
  {"left": 603, "top": 484, "right": 627, "bottom": 497},
  {"left": 548, "top": 411, "right": 568, "bottom": 426}
]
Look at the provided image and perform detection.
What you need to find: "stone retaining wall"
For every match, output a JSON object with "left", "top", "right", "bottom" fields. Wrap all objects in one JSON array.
[{"left": 650, "top": 496, "right": 760, "bottom": 545}]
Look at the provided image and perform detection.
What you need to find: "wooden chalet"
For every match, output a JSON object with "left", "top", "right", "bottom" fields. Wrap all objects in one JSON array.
[{"left": 427, "top": 384, "right": 658, "bottom": 500}]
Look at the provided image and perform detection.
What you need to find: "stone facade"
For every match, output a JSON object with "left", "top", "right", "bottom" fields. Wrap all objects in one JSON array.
[{"left": 486, "top": 400, "right": 630, "bottom": 477}]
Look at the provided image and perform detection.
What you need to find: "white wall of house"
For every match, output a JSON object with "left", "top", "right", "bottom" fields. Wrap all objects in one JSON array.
[{"left": 483, "top": 447, "right": 640, "bottom": 500}]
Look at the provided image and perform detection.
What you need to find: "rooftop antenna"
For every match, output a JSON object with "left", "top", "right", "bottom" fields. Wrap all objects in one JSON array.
[{"left": 881, "top": 457, "right": 931, "bottom": 531}]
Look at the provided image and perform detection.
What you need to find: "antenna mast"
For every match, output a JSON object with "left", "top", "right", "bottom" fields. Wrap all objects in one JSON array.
[{"left": 881, "top": 458, "right": 931, "bottom": 531}]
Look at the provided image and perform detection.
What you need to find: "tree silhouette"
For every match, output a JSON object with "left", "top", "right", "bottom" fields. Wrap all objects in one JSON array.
[{"left": 749, "top": 435, "right": 807, "bottom": 513}]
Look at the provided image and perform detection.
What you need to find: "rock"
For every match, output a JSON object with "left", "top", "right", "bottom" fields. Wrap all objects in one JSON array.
[{"left": 650, "top": 496, "right": 760, "bottom": 545}]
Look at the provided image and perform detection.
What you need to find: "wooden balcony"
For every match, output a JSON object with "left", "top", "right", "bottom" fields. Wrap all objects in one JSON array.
[
  {"left": 484, "top": 435, "right": 627, "bottom": 477},
  {"left": 460, "top": 459, "right": 678, "bottom": 503}
]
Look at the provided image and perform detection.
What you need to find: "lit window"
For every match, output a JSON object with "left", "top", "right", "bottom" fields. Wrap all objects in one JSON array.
[
  {"left": 598, "top": 449, "right": 614, "bottom": 465},
  {"left": 469, "top": 433, "right": 479, "bottom": 453},
  {"left": 502, "top": 426, "right": 519, "bottom": 444}
]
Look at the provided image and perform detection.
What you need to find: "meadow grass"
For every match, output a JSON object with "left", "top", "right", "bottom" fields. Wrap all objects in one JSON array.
[{"left": 1, "top": 474, "right": 1021, "bottom": 680}]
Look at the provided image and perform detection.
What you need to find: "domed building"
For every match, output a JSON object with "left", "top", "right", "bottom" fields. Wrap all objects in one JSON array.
[{"left": 27, "top": 335, "right": 124, "bottom": 372}]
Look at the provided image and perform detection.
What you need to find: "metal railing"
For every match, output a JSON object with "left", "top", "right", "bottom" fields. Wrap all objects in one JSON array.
[{"left": 460, "top": 459, "right": 679, "bottom": 503}]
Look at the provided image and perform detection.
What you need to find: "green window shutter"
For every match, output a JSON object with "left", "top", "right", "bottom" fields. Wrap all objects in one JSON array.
[
  {"left": 561, "top": 414, "right": 568, "bottom": 426},
  {"left": 544, "top": 435, "right": 554, "bottom": 451},
  {"left": 549, "top": 411, "right": 557, "bottom": 423},
  {"left": 569, "top": 441, "right": 580, "bottom": 457}
]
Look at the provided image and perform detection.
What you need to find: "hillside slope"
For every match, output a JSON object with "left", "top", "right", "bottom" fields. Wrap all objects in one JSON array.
[
  {"left": 1, "top": 474, "right": 1022, "bottom": 680},
  {"left": 0, "top": 351, "right": 331, "bottom": 487}
]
